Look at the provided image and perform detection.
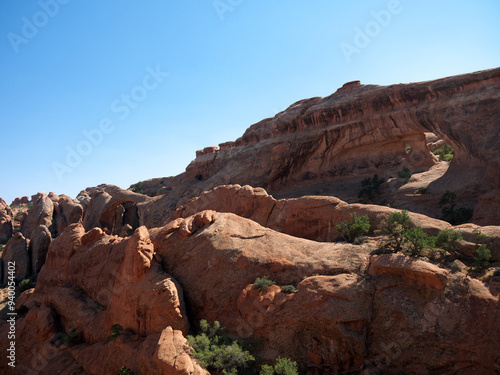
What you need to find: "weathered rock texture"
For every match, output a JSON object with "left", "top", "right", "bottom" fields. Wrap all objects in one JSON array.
[
  {"left": 138, "top": 68, "right": 500, "bottom": 225},
  {"left": 1, "top": 232, "right": 29, "bottom": 284},
  {"left": 0, "top": 198, "right": 13, "bottom": 244},
  {"left": 1, "top": 69, "right": 500, "bottom": 375},
  {"left": 0, "top": 223, "right": 206, "bottom": 374}
]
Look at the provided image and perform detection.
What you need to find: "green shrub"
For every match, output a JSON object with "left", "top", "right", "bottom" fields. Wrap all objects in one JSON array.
[
  {"left": 187, "top": 320, "right": 254, "bottom": 375},
  {"left": 118, "top": 367, "right": 134, "bottom": 375},
  {"left": 109, "top": 324, "right": 123, "bottom": 340},
  {"left": 358, "top": 174, "right": 384, "bottom": 201},
  {"left": 280, "top": 285, "right": 297, "bottom": 294},
  {"left": 493, "top": 268, "right": 500, "bottom": 277},
  {"left": 63, "top": 328, "right": 82, "bottom": 347},
  {"left": 433, "top": 229, "right": 462, "bottom": 252},
  {"left": 254, "top": 276, "right": 276, "bottom": 292},
  {"left": 473, "top": 245, "right": 492, "bottom": 271},
  {"left": 260, "top": 357, "right": 299, "bottom": 375},
  {"left": 398, "top": 167, "right": 412, "bottom": 179},
  {"left": 131, "top": 181, "right": 144, "bottom": 194},
  {"left": 449, "top": 262, "right": 461, "bottom": 273},
  {"left": 439, "top": 191, "right": 473, "bottom": 225},
  {"left": 416, "top": 187, "right": 427, "bottom": 195},
  {"left": 383, "top": 210, "right": 411, "bottom": 252},
  {"left": 18, "top": 278, "right": 34, "bottom": 293},
  {"left": 434, "top": 144, "right": 454, "bottom": 161},
  {"left": 402, "top": 226, "right": 431, "bottom": 257},
  {"left": 405, "top": 145, "right": 412, "bottom": 152},
  {"left": 336, "top": 212, "right": 370, "bottom": 242}
]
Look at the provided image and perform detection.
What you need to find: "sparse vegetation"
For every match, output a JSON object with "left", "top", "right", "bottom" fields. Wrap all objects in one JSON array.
[
  {"left": 336, "top": 212, "right": 371, "bottom": 243},
  {"left": 131, "top": 181, "right": 144, "bottom": 194},
  {"left": 18, "top": 278, "right": 34, "bottom": 294},
  {"left": 405, "top": 145, "right": 412, "bottom": 153},
  {"left": 402, "top": 226, "right": 432, "bottom": 257},
  {"left": 416, "top": 187, "right": 427, "bottom": 195},
  {"left": 118, "top": 367, "right": 134, "bottom": 375},
  {"left": 473, "top": 245, "right": 492, "bottom": 271},
  {"left": 108, "top": 324, "right": 123, "bottom": 340},
  {"left": 493, "top": 268, "right": 500, "bottom": 278},
  {"left": 434, "top": 144, "right": 454, "bottom": 161},
  {"left": 398, "top": 167, "right": 412, "bottom": 179},
  {"left": 439, "top": 191, "right": 473, "bottom": 225},
  {"left": 449, "top": 262, "right": 461, "bottom": 273},
  {"left": 358, "top": 174, "right": 384, "bottom": 202},
  {"left": 434, "top": 229, "right": 463, "bottom": 252},
  {"left": 383, "top": 210, "right": 412, "bottom": 252},
  {"left": 280, "top": 285, "right": 297, "bottom": 294},
  {"left": 260, "top": 357, "right": 299, "bottom": 375},
  {"left": 254, "top": 276, "right": 276, "bottom": 292},
  {"left": 187, "top": 320, "right": 254, "bottom": 375}
]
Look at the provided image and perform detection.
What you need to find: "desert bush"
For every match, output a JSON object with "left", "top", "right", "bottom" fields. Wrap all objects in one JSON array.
[
  {"left": 433, "top": 229, "right": 462, "bottom": 252},
  {"left": 260, "top": 357, "right": 298, "bottom": 375},
  {"left": 434, "top": 144, "right": 454, "bottom": 161},
  {"left": 449, "top": 262, "right": 461, "bottom": 273},
  {"left": 405, "top": 145, "right": 412, "bottom": 152},
  {"left": 439, "top": 191, "right": 473, "bottom": 225},
  {"left": 402, "top": 226, "right": 432, "bottom": 257},
  {"left": 18, "top": 278, "right": 34, "bottom": 293},
  {"left": 280, "top": 285, "right": 297, "bottom": 294},
  {"left": 108, "top": 324, "right": 123, "bottom": 340},
  {"left": 254, "top": 276, "right": 276, "bottom": 292},
  {"left": 416, "top": 187, "right": 427, "bottom": 195},
  {"left": 473, "top": 245, "right": 492, "bottom": 271},
  {"left": 118, "top": 367, "right": 134, "bottom": 375},
  {"left": 358, "top": 174, "right": 384, "bottom": 201},
  {"left": 187, "top": 320, "right": 254, "bottom": 375},
  {"left": 336, "top": 212, "right": 370, "bottom": 243},
  {"left": 398, "top": 167, "right": 412, "bottom": 179},
  {"left": 131, "top": 181, "right": 144, "bottom": 194},
  {"left": 493, "top": 268, "right": 500, "bottom": 277},
  {"left": 383, "top": 210, "right": 411, "bottom": 252}
]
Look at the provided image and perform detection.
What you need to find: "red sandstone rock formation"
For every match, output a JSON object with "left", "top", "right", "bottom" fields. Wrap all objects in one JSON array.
[
  {"left": 1, "top": 69, "right": 500, "bottom": 374},
  {"left": 0, "top": 198, "right": 13, "bottom": 244}
]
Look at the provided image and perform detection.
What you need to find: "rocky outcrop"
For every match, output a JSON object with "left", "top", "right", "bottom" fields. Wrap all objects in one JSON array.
[
  {"left": 29, "top": 225, "right": 52, "bottom": 274},
  {"left": 53, "top": 194, "right": 84, "bottom": 235},
  {"left": 82, "top": 184, "right": 151, "bottom": 233},
  {"left": 21, "top": 192, "right": 54, "bottom": 238},
  {"left": 11, "top": 196, "right": 29, "bottom": 206},
  {"left": 1, "top": 232, "right": 29, "bottom": 284},
  {"left": 0, "top": 198, "right": 13, "bottom": 244},
  {"left": 141, "top": 68, "right": 500, "bottom": 225},
  {"left": 1, "top": 223, "right": 199, "bottom": 374},
  {"left": 147, "top": 211, "right": 500, "bottom": 373}
]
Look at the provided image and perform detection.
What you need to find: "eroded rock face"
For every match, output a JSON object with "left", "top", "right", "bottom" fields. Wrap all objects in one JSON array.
[
  {"left": 147, "top": 211, "right": 500, "bottom": 373},
  {"left": 0, "top": 198, "right": 13, "bottom": 244},
  {"left": 29, "top": 225, "right": 52, "bottom": 274},
  {"left": 1, "top": 232, "right": 29, "bottom": 284},
  {"left": 21, "top": 192, "right": 54, "bottom": 238},
  {"left": 0, "top": 223, "right": 198, "bottom": 374}
]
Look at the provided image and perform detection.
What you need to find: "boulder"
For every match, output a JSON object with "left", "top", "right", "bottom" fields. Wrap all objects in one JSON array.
[
  {"left": 1, "top": 232, "right": 29, "bottom": 284},
  {"left": 0, "top": 198, "right": 13, "bottom": 244},
  {"left": 21, "top": 192, "right": 54, "bottom": 238},
  {"left": 29, "top": 225, "right": 52, "bottom": 274}
]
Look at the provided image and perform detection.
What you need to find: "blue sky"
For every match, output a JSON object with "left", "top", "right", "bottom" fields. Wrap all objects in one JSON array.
[{"left": 0, "top": 0, "right": 499, "bottom": 205}]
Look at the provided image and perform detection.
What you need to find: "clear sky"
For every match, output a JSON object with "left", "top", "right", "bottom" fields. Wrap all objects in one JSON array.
[{"left": 1, "top": 0, "right": 499, "bottom": 205}]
